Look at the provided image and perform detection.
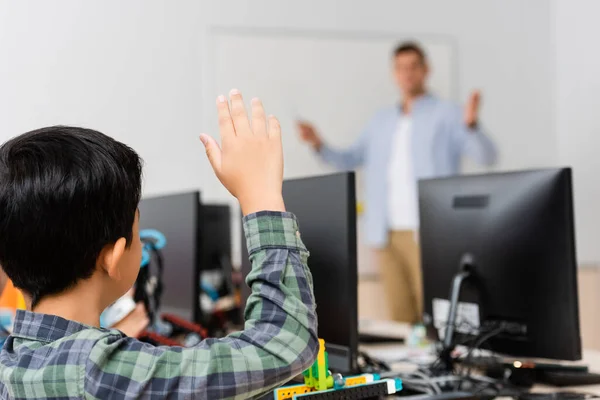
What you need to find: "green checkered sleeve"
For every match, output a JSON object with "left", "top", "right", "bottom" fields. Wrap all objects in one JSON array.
[
  {"left": 81, "top": 211, "right": 319, "bottom": 399},
  {"left": 242, "top": 211, "right": 316, "bottom": 342}
]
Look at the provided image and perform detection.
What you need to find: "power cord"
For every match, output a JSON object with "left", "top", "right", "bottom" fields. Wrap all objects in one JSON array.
[
  {"left": 357, "top": 350, "right": 391, "bottom": 373},
  {"left": 459, "top": 324, "right": 508, "bottom": 380},
  {"left": 359, "top": 323, "right": 511, "bottom": 397}
]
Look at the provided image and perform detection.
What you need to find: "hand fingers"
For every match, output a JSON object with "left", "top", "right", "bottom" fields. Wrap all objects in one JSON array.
[
  {"left": 251, "top": 98, "right": 267, "bottom": 137},
  {"left": 216, "top": 95, "right": 235, "bottom": 140},
  {"left": 268, "top": 115, "right": 281, "bottom": 140},
  {"left": 297, "top": 123, "right": 314, "bottom": 137},
  {"left": 229, "top": 89, "right": 252, "bottom": 136},
  {"left": 297, "top": 121, "right": 309, "bottom": 131},
  {"left": 471, "top": 94, "right": 480, "bottom": 112},
  {"left": 296, "top": 123, "right": 308, "bottom": 134},
  {"left": 199, "top": 134, "right": 223, "bottom": 176}
]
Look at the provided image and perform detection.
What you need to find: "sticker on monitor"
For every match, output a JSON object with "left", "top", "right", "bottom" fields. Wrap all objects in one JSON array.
[{"left": 432, "top": 298, "right": 480, "bottom": 339}]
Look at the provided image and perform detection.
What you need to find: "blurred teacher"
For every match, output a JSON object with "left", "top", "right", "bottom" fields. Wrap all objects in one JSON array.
[{"left": 297, "top": 42, "right": 498, "bottom": 323}]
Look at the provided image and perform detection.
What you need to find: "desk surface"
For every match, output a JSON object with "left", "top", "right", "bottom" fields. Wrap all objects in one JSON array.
[{"left": 361, "top": 340, "right": 600, "bottom": 396}]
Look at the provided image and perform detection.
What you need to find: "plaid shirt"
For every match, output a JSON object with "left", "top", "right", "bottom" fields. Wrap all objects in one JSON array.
[{"left": 0, "top": 212, "right": 318, "bottom": 399}]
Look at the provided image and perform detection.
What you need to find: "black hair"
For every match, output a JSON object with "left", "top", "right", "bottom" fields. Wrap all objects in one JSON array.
[
  {"left": 0, "top": 126, "right": 143, "bottom": 306},
  {"left": 393, "top": 41, "right": 427, "bottom": 64}
]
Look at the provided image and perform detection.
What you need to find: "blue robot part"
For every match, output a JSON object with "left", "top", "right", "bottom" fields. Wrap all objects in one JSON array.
[
  {"left": 140, "top": 229, "right": 166, "bottom": 268},
  {"left": 100, "top": 229, "right": 167, "bottom": 327}
]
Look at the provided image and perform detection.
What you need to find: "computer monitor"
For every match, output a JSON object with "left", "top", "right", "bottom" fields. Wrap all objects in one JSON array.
[
  {"left": 138, "top": 191, "right": 201, "bottom": 322},
  {"left": 419, "top": 168, "right": 581, "bottom": 362},
  {"left": 197, "top": 204, "right": 233, "bottom": 322},
  {"left": 240, "top": 172, "right": 359, "bottom": 373},
  {"left": 199, "top": 205, "right": 232, "bottom": 280}
]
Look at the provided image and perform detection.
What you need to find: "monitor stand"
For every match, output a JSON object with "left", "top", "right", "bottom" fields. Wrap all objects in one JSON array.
[{"left": 438, "top": 253, "right": 475, "bottom": 372}]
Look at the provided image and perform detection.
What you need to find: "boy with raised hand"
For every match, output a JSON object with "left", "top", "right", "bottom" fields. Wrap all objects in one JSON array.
[{"left": 0, "top": 90, "right": 318, "bottom": 399}]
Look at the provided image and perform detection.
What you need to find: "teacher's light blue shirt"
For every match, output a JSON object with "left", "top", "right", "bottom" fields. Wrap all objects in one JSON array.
[{"left": 318, "top": 94, "right": 498, "bottom": 248}]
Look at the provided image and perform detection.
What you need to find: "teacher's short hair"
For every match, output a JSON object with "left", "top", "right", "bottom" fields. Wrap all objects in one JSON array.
[{"left": 393, "top": 42, "right": 427, "bottom": 64}]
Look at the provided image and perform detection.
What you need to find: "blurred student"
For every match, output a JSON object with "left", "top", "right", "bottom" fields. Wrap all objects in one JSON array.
[{"left": 298, "top": 42, "right": 497, "bottom": 323}]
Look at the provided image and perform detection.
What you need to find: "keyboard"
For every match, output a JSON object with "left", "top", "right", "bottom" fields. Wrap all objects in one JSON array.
[{"left": 536, "top": 370, "right": 600, "bottom": 387}]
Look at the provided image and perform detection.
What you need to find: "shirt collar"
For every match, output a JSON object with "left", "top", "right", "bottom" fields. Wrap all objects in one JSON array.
[
  {"left": 398, "top": 92, "right": 434, "bottom": 114},
  {"left": 11, "top": 309, "right": 98, "bottom": 343}
]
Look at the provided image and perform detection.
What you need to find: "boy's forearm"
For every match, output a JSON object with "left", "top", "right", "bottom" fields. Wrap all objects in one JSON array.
[
  {"left": 200, "top": 211, "right": 319, "bottom": 399},
  {"left": 238, "top": 211, "right": 318, "bottom": 397},
  {"left": 243, "top": 211, "right": 316, "bottom": 332}
]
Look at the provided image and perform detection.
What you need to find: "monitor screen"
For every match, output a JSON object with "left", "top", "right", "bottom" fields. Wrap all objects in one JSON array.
[{"left": 139, "top": 191, "right": 201, "bottom": 322}]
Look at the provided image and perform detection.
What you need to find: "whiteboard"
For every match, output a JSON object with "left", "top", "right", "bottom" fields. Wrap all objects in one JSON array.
[
  {"left": 207, "top": 29, "right": 455, "bottom": 182},
  {"left": 204, "top": 28, "right": 457, "bottom": 272}
]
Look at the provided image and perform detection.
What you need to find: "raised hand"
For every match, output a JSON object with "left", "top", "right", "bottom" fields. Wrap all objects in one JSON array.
[
  {"left": 200, "top": 90, "right": 285, "bottom": 216},
  {"left": 464, "top": 90, "right": 481, "bottom": 129},
  {"left": 296, "top": 121, "right": 323, "bottom": 151}
]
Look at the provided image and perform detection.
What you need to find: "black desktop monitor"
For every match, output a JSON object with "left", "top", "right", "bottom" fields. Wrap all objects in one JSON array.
[
  {"left": 240, "top": 172, "right": 359, "bottom": 373},
  {"left": 419, "top": 168, "right": 581, "bottom": 361},
  {"left": 138, "top": 191, "right": 201, "bottom": 322},
  {"left": 197, "top": 204, "right": 233, "bottom": 322},
  {"left": 200, "top": 204, "right": 232, "bottom": 281}
]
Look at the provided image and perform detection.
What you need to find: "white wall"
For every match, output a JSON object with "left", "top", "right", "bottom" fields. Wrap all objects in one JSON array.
[
  {"left": 554, "top": 0, "right": 600, "bottom": 265},
  {"left": 0, "top": 0, "right": 558, "bottom": 263},
  {"left": 0, "top": 0, "right": 208, "bottom": 197}
]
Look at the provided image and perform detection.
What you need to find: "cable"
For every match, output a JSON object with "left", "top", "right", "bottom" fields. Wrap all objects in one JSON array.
[
  {"left": 429, "top": 321, "right": 506, "bottom": 375},
  {"left": 383, "top": 369, "right": 466, "bottom": 395},
  {"left": 357, "top": 351, "right": 391, "bottom": 373},
  {"left": 380, "top": 354, "right": 510, "bottom": 397},
  {"left": 461, "top": 324, "right": 506, "bottom": 377},
  {"left": 424, "top": 317, "right": 486, "bottom": 375},
  {"left": 410, "top": 323, "right": 509, "bottom": 395},
  {"left": 366, "top": 322, "right": 510, "bottom": 396}
]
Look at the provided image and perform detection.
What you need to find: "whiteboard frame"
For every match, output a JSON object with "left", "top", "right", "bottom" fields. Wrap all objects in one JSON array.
[{"left": 203, "top": 25, "right": 460, "bottom": 115}]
